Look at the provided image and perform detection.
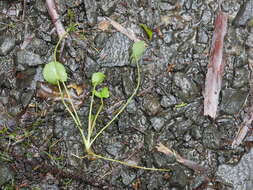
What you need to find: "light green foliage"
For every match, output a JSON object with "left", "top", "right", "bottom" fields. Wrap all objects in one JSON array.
[
  {"left": 131, "top": 40, "right": 147, "bottom": 62},
  {"left": 41, "top": 33, "right": 168, "bottom": 171},
  {"left": 174, "top": 102, "right": 187, "bottom": 108},
  {"left": 139, "top": 24, "right": 153, "bottom": 40},
  {"left": 67, "top": 23, "right": 79, "bottom": 32},
  {"left": 94, "top": 87, "right": 110, "bottom": 98},
  {"left": 43, "top": 61, "right": 67, "bottom": 85},
  {"left": 92, "top": 72, "right": 106, "bottom": 86}
]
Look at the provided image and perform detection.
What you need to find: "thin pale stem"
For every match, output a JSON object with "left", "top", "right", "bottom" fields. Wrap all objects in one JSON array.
[
  {"left": 87, "top": 86, "right": 96, "bottom": 141},
  {"left": 53, "top": 32, "right": 67, "bottom": 62},
  {"left": 91, "top": 153, "right": 170, "bottom": 172},
  {"left": 90, "top": 60, "right": 141, "bottom": 146},
  {"left": 90, "top": 98, "right": 104, "bottom": 134},
  {"left": 62, "top": 82, "right": 82, "bottom": 126},
  {"left": 57, "top": 81, "right": 79, "bottom": 126},
  {"left": 57, "top": 82, "right": 88, "bottom": 146}
]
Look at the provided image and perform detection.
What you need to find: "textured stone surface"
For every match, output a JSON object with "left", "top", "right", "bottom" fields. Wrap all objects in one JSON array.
[
  {"left": 0, "top": 36, "right": 15, "bottom": 56},
  {"left": 217, "top": 148, "right": 253, "bottom": 190}
]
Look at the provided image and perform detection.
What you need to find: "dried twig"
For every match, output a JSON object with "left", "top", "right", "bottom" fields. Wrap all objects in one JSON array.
[
  {"left": 231, "top": 105, "right": 253, "bottom": 148},
  {"left": 45, "top": 0, "right": 66, "bottom": 39},
  {"left": 204, "top": 10, "right": 228, "bottom": 118},
  {"left": 156, "top": 143, "right": 207, "bottom": 174},
  {"left": 105, "top": 17, "right": 140, "bottom": 42}
]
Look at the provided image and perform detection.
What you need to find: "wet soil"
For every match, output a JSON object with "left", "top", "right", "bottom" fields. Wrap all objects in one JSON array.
[{"left": 0, "top": 0, "right": 253, "bottom": 190}]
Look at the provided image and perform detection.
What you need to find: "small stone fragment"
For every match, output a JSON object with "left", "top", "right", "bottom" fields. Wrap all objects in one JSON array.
[
  {"left": 233, "top": 0, "right": 253, "bottom": 27},
  {"left": 160, "top": 95, "right": 177, "bottom": 108},
  {"left": 100, "top": 0, "right": 117, "bottom": 16},
  {"left": 172, "top": 72, "right": 199, "bottom": 102},
  {"left": 150, "top": 117, "right": 165, "bottom": 131},
  {"left": 220, "top": 89, "right": 248, "bottom": 115},
  {"left": 105, "top": 142, "right": 124, "bottom": 157},
  {"left": 0, "top": 36, "right": 15, "bottom": 56},
  {"left": 83, "top": 0, "right": 98, "bottom": 25},
  {"left": 142, "top": 95, "right": 161, "bottom": 116},
  {"left": 16, "top": 50, "right": 43, "bottom": 70},
  {"left": 232, "top": 67, "right": 249, "bottom": 89}
]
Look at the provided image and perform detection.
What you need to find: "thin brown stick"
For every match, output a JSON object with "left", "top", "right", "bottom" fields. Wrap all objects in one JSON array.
[
  {"left": 105, "top": 17, "right": 140, "bottom": 42},
  {"left": 232, "top": 103, "right": 253, "bottom": 148},
  {"left": 156, "top": 143, "right": 207, "bottom": 175},
  {"left": 45, "top": 0, "right": 66, "bottom": 39},
  {"left": 203, "top": 10, "right": 228, "bottom": 118}
]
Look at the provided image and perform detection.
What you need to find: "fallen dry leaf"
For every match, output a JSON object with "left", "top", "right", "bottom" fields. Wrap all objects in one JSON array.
[
  {"left": 36, "top": 81, "right": 89, "bottom": 108},
  {"left": 97, "top": 20, "right": 110, "bottom": 31}
]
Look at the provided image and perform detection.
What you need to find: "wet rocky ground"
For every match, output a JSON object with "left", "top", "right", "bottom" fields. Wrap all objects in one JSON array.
[{"left": 0, "top": 0, "right": 253, "bottom": 189}]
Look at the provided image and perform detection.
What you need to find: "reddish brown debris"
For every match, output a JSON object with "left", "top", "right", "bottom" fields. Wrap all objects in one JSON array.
[
  {"left": 204, "top": 11, "right": 228, "bottom": 118},
  {"left": 36, "top": 81, "right": 89, "bottom": 108},
  {"left": 45, "top": 0, "right": 66, "bottom": 39}
]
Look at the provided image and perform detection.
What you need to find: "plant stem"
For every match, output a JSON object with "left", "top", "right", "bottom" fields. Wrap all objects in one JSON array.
[
  {"left": 90, "top": 60, "right": 141, "bottom": 146},
  {"left": 91, "top": 153, "right": 170, "bottom": 172},
  {"left": 57, "top": 81, "right": 79, "bottom": 126},
  {"left": 87, "top": 85, "right": 96, "bottom": 146},
  {"left": 53, "top": 32, "right": 67, "bottom": 62},
  {"left": 57, "top": 82, "right": 88, "bottom": 147},
  {"left": 90, "top": 98, "right": 104, "bottom": 134},
  {"left": 62, "top": 82, "right": 82, "bottom": 126}
]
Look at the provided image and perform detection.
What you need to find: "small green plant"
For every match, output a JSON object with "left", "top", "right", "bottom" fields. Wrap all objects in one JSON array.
[
  {"left": 42, "top": 35, "right": 168, "bottom": 171},
  {"left": 140, "top": 24, "right": 153, "bottom": 40}
]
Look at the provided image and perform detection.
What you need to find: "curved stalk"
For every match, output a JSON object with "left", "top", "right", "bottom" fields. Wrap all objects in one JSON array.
[
  {"left": 62, "top": 82, "right": 82, "bottom": 126},
  {"left": 57, "top": 81, "right": 88, "bottom": 147},
  {"left": 87, "top": 85, "right": 96, "bottom": 145},
  {"left": 90, "top": 98, "right": 104, "bottom": 134},
  {"left": 53, "top": 32, "right": 67, "bottom": 62},
  {"left": 90, "top": 153, "right": 170, "bottom": 172}
]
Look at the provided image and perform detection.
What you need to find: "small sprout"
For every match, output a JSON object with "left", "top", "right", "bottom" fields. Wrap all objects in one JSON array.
[
  {"left": 131, "top": 40, "right": 147, "bottom": 62},
  {"left": 43, "top": 61, "right": 67, "bottom": 85},
  {"left": 67, "top": 23, "right": 79, "bottom": 32},
  {"left": 174, "top": 102, "right": 187, "bottom": 108},
  {"left": 139, "top": 24, "right": 153, "bottom": 40},
  {"left": 94, "top": 87, "right": 110, "bottom": 98},
  {"left": 92, "top": 72, "right": 106, "bottom": 86}
]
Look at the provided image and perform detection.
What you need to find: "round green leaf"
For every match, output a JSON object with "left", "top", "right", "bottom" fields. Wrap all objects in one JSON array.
[
  {"left": 100, "top": 87, "right": 110, "bottom": 98},
  {"left": 94, "top": 87, "right": 110, "bottom": 98},
  {"left": 43, "top": 61, "right": 67, "bottom": 85},
  {"left": 92, "top": 72, "right": 105, "bottom": 86},
  {"left": 131, "top": 40, "right": 147, "bottom": 62}
]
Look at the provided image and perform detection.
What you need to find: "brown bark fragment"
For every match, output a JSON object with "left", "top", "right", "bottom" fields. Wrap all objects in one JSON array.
[{"left": 204, "top": 11, "right": 228, "bottom": 118}]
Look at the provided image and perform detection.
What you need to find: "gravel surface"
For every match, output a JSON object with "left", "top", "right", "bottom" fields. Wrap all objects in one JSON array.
[{"left": 0, "top": 0, "right": 252, "bottom": 189}]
